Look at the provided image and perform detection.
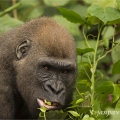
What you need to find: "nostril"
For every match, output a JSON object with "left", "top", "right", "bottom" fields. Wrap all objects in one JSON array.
[
  {"left": 47, "top": 84, "right": 56, "bottom": 94},
  {"left": 44, "top": 80, "right": 66, "bottom": 95},
  {"left": 44, "top": 81, "right": 57, "bottom": 94},
  {"left": 56, "top": 88, "right": 65, "bottom": 95}
]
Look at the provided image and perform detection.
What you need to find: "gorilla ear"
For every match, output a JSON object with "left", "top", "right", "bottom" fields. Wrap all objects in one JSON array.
[{"left": 16, "top": 40, "right": 31, "bottom": 59}]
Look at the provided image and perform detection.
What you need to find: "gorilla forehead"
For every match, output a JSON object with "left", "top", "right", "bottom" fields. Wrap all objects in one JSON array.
[
  {"left": 18, "top": 17, "right": 76, "bottom": 59},
  {"left": 40, "top": 28, "right": 75, "bottom": 58}
]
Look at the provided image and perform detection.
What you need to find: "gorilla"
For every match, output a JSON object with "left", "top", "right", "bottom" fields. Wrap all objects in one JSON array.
[{"left": 0, "top": 17, "right": 77, "bottom": 119}]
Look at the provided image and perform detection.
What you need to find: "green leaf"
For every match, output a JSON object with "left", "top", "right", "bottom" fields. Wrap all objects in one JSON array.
[
  {"left": 0, "top": 15, "right": 23, "bottom": 34},
  {"left": 66, "top": 105, "right": 79, "bottom": 109},
  {"left": 52, "top": 15, "right": 81, "bottom": 38},
  {"left": 112, "top": 40, "right": 120, "bottom": 63},
  {"left": 108, "top": 18, "right": 120, "bottom": 24},
  {"left": 78, "top": 80, "right": 88, "bottom": 84},
  {"left": 114, "top": 84, "right": 120, "bottom": 95},
  {"left": 112, "top": 60, "right": 120, "bottom": 74},
  {"left": 43, "top": 0, "right": 71, "bottom": 6},
  {"left": 100, "top": 94, "right": 112, "bottom": 109},
  {"left": 76, "top": 62, "right": 91, "bottom": 93},
  {"left": 92, "top": 0, "right": 118, "bottom": 8},
  {"left": 101, "top": 26, "right": 115, "bottom": 48},
  {"left": 77, "top": 62, "right": 91, "bottom": 81},
  {"left": 76, "top": 98, "right": 84, "bottom": 104},
  {"left": 68, "top": 111, "right": 80, "bottom": 117},
  {"left": 19, "top": 0, "right": 44, "bottom": 21},
  {"left": 87, "top": 5, "right": 120, "bottom": 24},
  {"left": 84, "top": 0, "right": 93, "bottom": 4},
  {"left": 112, "top": 84, "right": 120, "bottom": 103},
  {"left": 96, "top": 81, "right": 114, "bottom": 94},
  {"left": 87, "top": 14, "right": 100, "bottom": 25},
  {"left": 112, "top": 94, "right": 119, "bottom": 103},
  {"left": 95, "top": 79, "right": 108, "bottom": 89},
  {"left": 39, "top": 107, "right": 47, "bottom": 113},
  {"left": 115, "top": 100, "right": 120, "bottom": 110},
  {"left": 77, "top": 48, "right": 94, "bottom": 56},
  {"left": 78, "top": 80, "right": 91, "bottom": 88},
  {"left": 58, "top": 7, "right": 86, "bottom": 24},
  {"left": 0, "top": 2, "right": 21, "bottom": 16},
  {"left": 69, "top": 4, "right": 88, "bottom": 19},
  {"left": 82, "top": 114, "right": 89, "bottom": 119},
  {"left": 45, "top": 110, "right": 67, "bottom": 119},
  {"left": 44, "top": 100, "right": 51, "bottom": 106},
  {"left": 82, "top": 114, "right": 95, "bottom": 120},
  {"left": 117, "top": 1, "right": 120, "bottom": 9}
]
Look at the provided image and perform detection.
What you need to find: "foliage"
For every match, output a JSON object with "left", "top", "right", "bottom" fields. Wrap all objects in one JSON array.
[
  {"left": 58, "top": 0, "right": 120, "bottom": 119},
  {"left": 1, "top": 0, "right": 120, "bottom": 120}
]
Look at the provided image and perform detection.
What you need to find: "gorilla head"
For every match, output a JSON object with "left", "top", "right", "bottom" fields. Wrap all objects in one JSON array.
[{"left": 0, "top": 17, "right": 77, "bottom": 119}]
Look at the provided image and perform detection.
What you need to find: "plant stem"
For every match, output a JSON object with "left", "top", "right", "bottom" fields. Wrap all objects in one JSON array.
[
  {"left": 12, "top": 0, "right": 18, "bottom": 19},
  {"left": 83, "top": 26, "right": 91, "bottom": 48},
  {"left": 81, "top": 56, "right": 91, "bottom": 80},
  {"left": 0, "top": 2, "right": 21, "bottom": 16},
  {"left": 94, "top": 24, "right": 103, "bottom": 63},
  {"left": 90, "top": 23, "right": 103, "bottom": 110},
  {"left": 44, "top": 112, "right": 46, "bottom": 120}
]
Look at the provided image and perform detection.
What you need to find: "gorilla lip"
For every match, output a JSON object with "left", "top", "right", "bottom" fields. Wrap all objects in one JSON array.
[{"left": 37, "top": 98, "right": 60, "bottom": 109}]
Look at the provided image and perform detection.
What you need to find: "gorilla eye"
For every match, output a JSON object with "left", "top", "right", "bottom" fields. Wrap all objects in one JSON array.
[
  {"left": 43, "top": 65, "right": 50, "bottom": 71},
  {"left": 62, "top": 69, "right": 69, "bottom": 74}
]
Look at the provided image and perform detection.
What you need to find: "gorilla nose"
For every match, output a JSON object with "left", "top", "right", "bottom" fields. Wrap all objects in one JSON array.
[{"left": 44, "top": 80, "right": 66, "bottom": 95}]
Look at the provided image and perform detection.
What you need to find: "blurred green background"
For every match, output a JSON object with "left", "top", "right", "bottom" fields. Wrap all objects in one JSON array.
[{"left": 0, "top": 0, "right": 90, "bottom": 48}]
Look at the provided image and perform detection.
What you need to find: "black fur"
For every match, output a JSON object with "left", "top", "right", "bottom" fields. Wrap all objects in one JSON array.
[{"left": 0, "top": 17, "right": 77, "bottom": 119}]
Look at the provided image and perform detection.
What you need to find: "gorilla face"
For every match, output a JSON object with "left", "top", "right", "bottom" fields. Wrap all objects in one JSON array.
[
  {"left": 36, "top": 58, "right": 76, "bottom": 109},
  {"left": 36, "top": 57, "right": 76, "bottom": 107},
  {"left": 12, "top": 17, "right": 77, "bottom": 118}
]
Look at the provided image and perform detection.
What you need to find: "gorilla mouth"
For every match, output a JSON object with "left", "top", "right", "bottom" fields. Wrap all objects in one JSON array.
[{"left": 37, "top": 98, "right": 61, "bottom": 109}]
